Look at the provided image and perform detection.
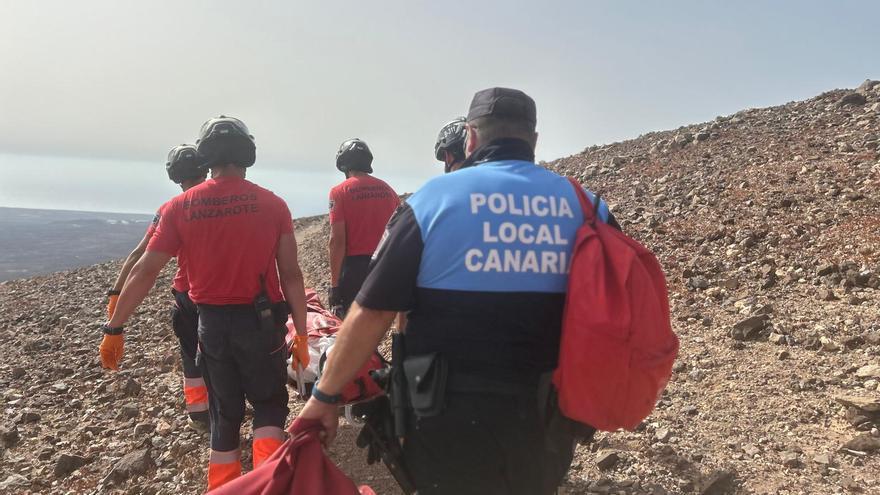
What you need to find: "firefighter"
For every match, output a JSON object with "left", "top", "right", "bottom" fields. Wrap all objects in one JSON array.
[
  {"left": 100, "top": 116, "right": 309, "bottom": 491},
  {"left": 434, "top": 117, "right": 467, "bottom": 173},
  {"left": 327, "top": 138, "right": 399, "bottom": 317},
  {"left": 105, "top": 144, "right": 209, "bottom": 429}
]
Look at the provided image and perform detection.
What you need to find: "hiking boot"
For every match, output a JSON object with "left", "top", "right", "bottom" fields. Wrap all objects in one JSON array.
[{"left": 188, "top": 411, "right": 211, "bottom": 433}]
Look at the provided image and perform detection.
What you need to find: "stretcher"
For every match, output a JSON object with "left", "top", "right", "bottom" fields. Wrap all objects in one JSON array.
[{"left": 285, "top": 289, "right": 386, "bottom": 407}]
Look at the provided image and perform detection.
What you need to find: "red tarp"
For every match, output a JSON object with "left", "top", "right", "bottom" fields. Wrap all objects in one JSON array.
[{"left": 212, "top": 418, "right": 375, "bottom": 495}]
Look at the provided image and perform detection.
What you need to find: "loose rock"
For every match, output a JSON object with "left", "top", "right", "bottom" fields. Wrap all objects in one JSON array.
[
  {"left": 54, "top": 453, "right": 90, "bottom": 478},
  {"left": 699, "top": 469, "right": 736, "bottom": 495},
  {"left": 655, "top": 427, "right": 672, "bottom": 442},
  {"left": 0, "top": 475, "right": 29, "bottom": 491},
  {"left": 781, "top": 451, "right": 801, "bottom": 468},
  {"left": 595, "top": 450, "right": 620, "bottom": 471},
  {"left": 110, "top": 449, "right": 155, "bottom": 482},
  {"left": 123, "top": 378, "right": 142, "bottom": 397},
  {"left": 730, "top": 314, "right": 769, "bottom": 341},
  {"left": 855, "top": 365, "right": 880, "bottom": 379},
  {"left": 16, "top": 410, "right": 41, "bottom": 424},
  {"left": 817, "top": 289, "right": 838, "bottom": 301},
  {"left": 0, "top": 425, "right": 19, "bottom": 448},
  {"left": 838, "top": 92, "right": 867, "bottom": 106},
  {"left": 842, "top": 434, "right": 880, "bottom": 453}
]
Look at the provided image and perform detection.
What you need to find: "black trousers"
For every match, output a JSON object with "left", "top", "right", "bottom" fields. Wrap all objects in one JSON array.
[
  {"left": 171, "top": 290, "right": 200, "bottom": 379},
  {"left": 339, "top": 255, "right": 372, "bottom": 313},
  {"left": 402, "top": 391, "right": 576, "bottom": 495},
  {"left": 197, "top": 304, "right": 289, "bottom": 452}
]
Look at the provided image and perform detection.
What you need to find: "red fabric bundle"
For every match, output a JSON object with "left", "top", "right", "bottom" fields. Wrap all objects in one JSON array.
[{"left": 212, "top": 418, "right": 374, "bottom": 495}]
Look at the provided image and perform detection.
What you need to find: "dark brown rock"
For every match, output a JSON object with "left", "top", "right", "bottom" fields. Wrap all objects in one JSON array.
[
  {"left": 122, "top": 378, "right": 142, "bottom": 397},
  {"left": 0, "top": 425, "right": 19, "bottom": 448},
  {"left": 55, "top": 453, "right": 90, "bottom": 478},
  {"left": 699, "top": 469, "right": 736, "bottom": 495},
  {"left": 781, "top": 451, "right": 801, "bottom": 468},
  {"left": 842, "top": 434, "right": 880, "bottom": 452},
  {"left": 595, "top": 450, "right": 620, "bottom": 471},
  {"left": 838, "top": 92, "right": 867, "bottom": 106},
  {"left": 730, "top": 314, "right": 769, "bottom": 341},
  {"left": 110, "top": 449, "right": 155, "bottom": 481}
]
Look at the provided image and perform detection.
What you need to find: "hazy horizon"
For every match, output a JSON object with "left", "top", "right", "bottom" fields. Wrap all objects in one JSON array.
[{"left": 2, "top": 0, "right": 879, "bottom": 217}]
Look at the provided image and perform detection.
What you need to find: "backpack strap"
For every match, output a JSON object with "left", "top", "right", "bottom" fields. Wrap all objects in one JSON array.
[{"left": 566, "top": 177, "right": 599, "bottom": 226}]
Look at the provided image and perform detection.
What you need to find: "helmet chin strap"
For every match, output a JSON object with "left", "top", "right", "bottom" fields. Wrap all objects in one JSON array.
[{"left": 443, "top": 151, "right": 462, "bottom": 174}]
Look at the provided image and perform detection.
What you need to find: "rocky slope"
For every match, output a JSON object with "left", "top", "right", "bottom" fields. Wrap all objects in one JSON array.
[
  {"left": 2, "top": 80, "right": 880, "bottom": 494},
  {"left": 548, "top": 80, "right": 880, "bottom": 494}
]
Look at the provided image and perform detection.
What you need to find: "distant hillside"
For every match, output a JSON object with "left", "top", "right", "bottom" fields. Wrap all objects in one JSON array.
[{"left": 0, "top": 207, "right": 153, "bottom": 281}]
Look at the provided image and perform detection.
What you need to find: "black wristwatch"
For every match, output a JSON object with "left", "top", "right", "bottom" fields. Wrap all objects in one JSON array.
[
  {"left": 311, "top": 384, "right": 342, "bottom": 405},
  {"left": 107, "top": 289, "right": 121, "bottom": 296},
  {"left": 102, "top": 323, "right": 124, "bottom": 335}
]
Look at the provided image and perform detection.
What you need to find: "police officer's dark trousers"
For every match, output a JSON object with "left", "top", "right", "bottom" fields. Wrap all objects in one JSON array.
[
  {"left": 197, "top": 303, "right": 289, "bottom": 487},
  {"left": 402, "top": 389, "right": 576, "bottom": 495},
  {"left": 171, "top": 289, "right": 208, "bottom": 423}
]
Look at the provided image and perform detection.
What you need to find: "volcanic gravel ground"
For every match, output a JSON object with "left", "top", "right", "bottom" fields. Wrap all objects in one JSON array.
[{"left": 2, "top": 81, "right": 880, "bottom": 494}]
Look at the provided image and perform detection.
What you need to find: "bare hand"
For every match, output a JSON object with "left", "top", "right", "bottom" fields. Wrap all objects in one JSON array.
[{"left": 298, "top": 397, "right": 339, "bottom": 446}]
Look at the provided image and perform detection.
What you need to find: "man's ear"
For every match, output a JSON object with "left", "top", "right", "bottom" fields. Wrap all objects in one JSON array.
[{"left": 465, "top": 124, "right": 479, "bottom": 157}]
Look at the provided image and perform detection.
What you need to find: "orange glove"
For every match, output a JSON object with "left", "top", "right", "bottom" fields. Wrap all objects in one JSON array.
[
  {"left": 107, "top": 294, "right": 119, "bottom": 320},
  {"left": 290, "top": 334, "right": 310, "bottom": 369},
  {"left": 100, "top": 334, "right": 124, "bottom": 370}
]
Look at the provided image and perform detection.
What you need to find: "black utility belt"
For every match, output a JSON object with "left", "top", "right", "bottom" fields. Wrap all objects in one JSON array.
[
  {"left": 197, "top": 302, "right": 256, "bottom": 311},
  {"left": 197, "top": 301, "right": 289, "bottom": 319},
  {"left": 401, "top": 353, "right": 539, "bottom": 418}
]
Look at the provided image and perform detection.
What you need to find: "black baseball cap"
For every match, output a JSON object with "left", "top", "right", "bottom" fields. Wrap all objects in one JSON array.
[{"left": 466, "top": 87, "right": 536, "bottom": 125}]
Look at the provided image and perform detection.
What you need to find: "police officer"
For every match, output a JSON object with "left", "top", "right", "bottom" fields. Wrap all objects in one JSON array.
[
  {"left": 100, "top": 116, "right": 309, "bottom": 491},
  {"left": 434, "top": 117, "right": 467, "bottom": 173},
  {"left": 297, "top": 88, "right": 619, "bottom": 494},
  {"left": 327, "top": 138, "right": 399, "bottom": 317},
  {"left": 104, "top": 145, "right": 209, "bottom": 430}
]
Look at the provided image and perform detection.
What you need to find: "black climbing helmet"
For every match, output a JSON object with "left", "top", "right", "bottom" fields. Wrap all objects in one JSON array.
[
  {"left": 434, "top": 117, "right": 467, "bottom": 162},
  {"left": 195, "top": 115, "right": 256, "bottom": 169},
  {"left": 336, "top": 138, "right": 373, "bottom": 173},
  {"left": 165, "top": 144, "right": 206, "bottom": 184}
]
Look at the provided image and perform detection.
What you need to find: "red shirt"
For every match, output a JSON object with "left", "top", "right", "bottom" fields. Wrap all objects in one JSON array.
[
  {"left": 328, "top": 175, "right": 399, "bottom": 256},
  {"left": 147, "top": 176, "right": 294, "bottom": 305},
  {"left": 146, "top": 202, "right": 189, "bottom": 293}
]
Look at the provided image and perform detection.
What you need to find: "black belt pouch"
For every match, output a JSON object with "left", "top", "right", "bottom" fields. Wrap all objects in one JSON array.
[{"left": 403, "top": 353, "right": 448, "bottom": 418}]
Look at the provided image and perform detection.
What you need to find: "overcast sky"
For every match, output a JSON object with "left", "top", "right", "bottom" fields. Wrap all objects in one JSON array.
[{"left": 1, "top": 0, "right": 879, "bottom": 216}]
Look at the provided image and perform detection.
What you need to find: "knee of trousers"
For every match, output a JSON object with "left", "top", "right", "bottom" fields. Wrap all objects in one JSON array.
[
  {"left": 210, "top": 415, "right": 245, "bottom": 451},
  {"left": 250, "top": 396, "right": 289, "bottom": 430},
  {"left": 180, "top": 347, "right": 201, "bottom": 378}
]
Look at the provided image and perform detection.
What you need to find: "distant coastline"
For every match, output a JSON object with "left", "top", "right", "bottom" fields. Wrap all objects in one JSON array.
[{"left": 0, "top": 207, "right": 153, "bottom": 282}]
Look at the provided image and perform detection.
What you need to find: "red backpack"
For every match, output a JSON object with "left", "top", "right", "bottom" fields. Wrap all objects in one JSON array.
[{"left": 552, "top": 178, "right": 679, "bottom": 432}]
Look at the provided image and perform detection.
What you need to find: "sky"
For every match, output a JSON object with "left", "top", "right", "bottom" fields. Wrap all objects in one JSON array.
[{"left": 1, "top": 0, "right": 879, "bottom": 216}]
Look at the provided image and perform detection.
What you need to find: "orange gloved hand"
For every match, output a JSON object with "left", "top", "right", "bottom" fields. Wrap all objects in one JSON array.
[
  {"left": 107, "top": 294, "right": 119, "bottom": 320},
  {"left": 99, "top": 334, "right": 124, "bottom": 370},
  {"left": 290, "top": 334, "right": 310, "bottom": 369}
]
